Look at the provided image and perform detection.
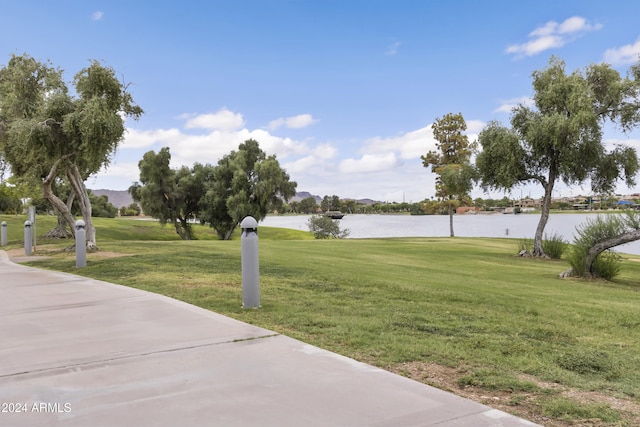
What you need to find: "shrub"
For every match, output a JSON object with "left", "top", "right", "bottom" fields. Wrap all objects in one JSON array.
[
  {"left": 515, "top": 237, "right": 533, "bottom": 254},
  {"left": 565, "top": 214, "right": 628, "bottom": 279},
  {"left": 542, "top": 232, "right": 567, "bottom": 259},
  {"left": 590, "top": 250, "right": 621, "bottom": 281},
  {"left": 307, "top": 215, "right": 350, "bottom": 239}
]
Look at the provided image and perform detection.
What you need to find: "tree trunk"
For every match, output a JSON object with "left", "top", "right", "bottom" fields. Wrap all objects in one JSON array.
[
  {"left": 223, "top": 223, "right": 238, "bottom": 240},
  {"left": 172, "top": 216, "right": 194, "bottom": 240},
  {"left": 173, "top": 220, "right": 187, "bottom": 240},
  {"left": 584, "top": 229, "right": 640, "bottom": 274},
  {"left": 448, "top": 202, "right": 454, "bottom": 237},
  {"left": 179, "top": 217, "right": 194, "bottom": 240},
  {"left": 66, "top": 164, "right": 97, "bottom": 250},
  {"left": 44, "top": 189, "right": 76, "bottom": 239},
  {"left": 44, "top": 207, "right": 73, "bottom": 239},
  {"left": 533, "top": 168, "right": 556, "bottom": 257},
  {"left": 42, "top": 160, "right": 76, "bottom": 236}
]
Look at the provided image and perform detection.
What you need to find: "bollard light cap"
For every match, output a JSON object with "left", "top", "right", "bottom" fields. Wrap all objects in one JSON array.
[
  {"left": 1, "top": 221, "right": 6, "bottom": 226},
  {"left": 240, "top": 216, "right": 258, "bottom": 230},
  {"left": 24, "top": 220, "right": 31, "bottom": 226},
  {"left": 75, "top": 219, "right": 86, "bottom": 229}
]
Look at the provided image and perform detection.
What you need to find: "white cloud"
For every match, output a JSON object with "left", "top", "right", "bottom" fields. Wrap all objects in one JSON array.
[
  {"left": 182, "top": 109, "right": 244, "bottom": 131},
  {"left": 493, "top": 97, "right": 535, "bottom": 113},
  {"left": 98, "top": 161, "right": 139, "bottom": 181},
  {"left": 604, "top": 37, "right": 640, "bottom": 65},
  {"left": 557, "top": 16, "right": 600, "bottom": 34},
  {"left": 363, "top": 126, "right": 435, "bottom": 160},
  {"left": 121, "top": 128, "right": 183, "bottom": 149},
  {"left": 119, "top": 108, "right": 326, "bottom": 171},
  {"left": 339, "top": 153, "right": 401, "bottom": 174},
  {"left": 312, "top": 143, "right": 338, "bottom": 159},
  {"left": 268, "top": 114, "right": 317, "bottom": 130},
  {"left": 385, "top": 41, "right": 401, "bottom": 56},
  {"left": 506, "top": 16, "right": 602, "bottom": 59},
  {"left": 283, "top": 155, "right": 335, "bottom": 176},
  {"left": 465, "top": 120, "right": 486, "bottom": 135},
  {"left": 91, "top": 11, "right": 104, "bottom": 21},
  {"left": 362, "top": 121, "right": 484, "bottom": 160}
]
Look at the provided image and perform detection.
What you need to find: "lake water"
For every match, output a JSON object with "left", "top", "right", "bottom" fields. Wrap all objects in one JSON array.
[{"left": 262, "top": 213, "right": 640, "bottom": 256}]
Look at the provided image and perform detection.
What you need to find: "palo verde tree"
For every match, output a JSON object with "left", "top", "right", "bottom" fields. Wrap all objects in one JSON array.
[
  {"left": 129, "top": 147, "right": 214, "bottom": 240},
  {"left": 0, "top": 54, "right": 143, "bottom": 248},
  {"left": 199, "top": 139, "right": 297, "bottom": 240},
  {"left": 421, "top": 112, "right": 476, "bottom": 237},
  {"left": 476, "top": 57, "right": 640, "bottom": 256}
]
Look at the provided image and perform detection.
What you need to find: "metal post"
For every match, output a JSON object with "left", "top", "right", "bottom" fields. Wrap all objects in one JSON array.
[
  {"left": 75, "top": 220, "right": 86, "bottom": 268},
  {"left": 1, "top": 221, "right": 7, "bottom": 246},
  {"left": 28, "top": 206, "right": 36, "bottom": 251},
  {"left": 240, "top": 216, "right": 260, "bottom": 308},
  {"left": 24, "top": 221, "right": 32, "bottom": 256}
]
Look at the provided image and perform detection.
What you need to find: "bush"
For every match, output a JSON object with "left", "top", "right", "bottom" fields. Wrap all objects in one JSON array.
[
  {"left": 307, "top": 215, "right": 350, "bottom": 239},
  {"left": 590, "top": 250, "right": 621, "bottom": 280},
  {"left": 515, "top": 237, "right": 533, "bottom": 254},
  {"left": 542, "top": 232, "right": 567, "bottom": 259},
  {"left": 565, "top": 215, "right": 628, "bottom": 279}
]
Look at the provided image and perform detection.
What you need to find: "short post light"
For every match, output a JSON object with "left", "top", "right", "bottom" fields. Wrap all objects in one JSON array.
[
  {"left": 75, "top": 220, "right": 86, "bottom": 268},
  {"left": 1, "top": 221, "right": 7, "bottom": 247},
  {"left": 24, "top": 221, "right": 32, "bottom": 256},
  {"left": 240, "top": 216, "right": 260, "bottom": 308}
]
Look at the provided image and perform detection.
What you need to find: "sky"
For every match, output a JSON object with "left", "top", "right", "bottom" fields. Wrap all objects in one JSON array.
[{"left": 2, "top": 0, "right": 640, "bottom": 203}]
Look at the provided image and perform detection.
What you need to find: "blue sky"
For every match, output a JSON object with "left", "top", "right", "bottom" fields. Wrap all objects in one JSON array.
[{"left": 2, "top": 1, "right": 640, "bottom": 202}]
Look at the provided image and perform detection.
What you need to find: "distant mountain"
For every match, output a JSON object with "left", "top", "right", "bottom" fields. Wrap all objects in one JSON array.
[
  {"left": 90, "top": 189, "right": 134, "bottom": 208},
  {"left": 290, "top": 192, "right": 323, "bottom": 203}
]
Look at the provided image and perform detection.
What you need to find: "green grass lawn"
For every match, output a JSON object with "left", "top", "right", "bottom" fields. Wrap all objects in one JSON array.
[{"left": 3, "top": 214, "right": 640, "bottom": 425}]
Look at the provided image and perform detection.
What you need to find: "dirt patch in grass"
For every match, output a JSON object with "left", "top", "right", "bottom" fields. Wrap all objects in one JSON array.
[{"left": 389, "top": 361, "right": 640, "bottom": 427}]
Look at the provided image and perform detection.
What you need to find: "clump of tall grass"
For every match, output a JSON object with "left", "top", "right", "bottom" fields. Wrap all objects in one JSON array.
[
  {"left": 515, "top": 238, "right": 533, "bottom": 254},
  {"left": 514, "top": 233, "right": 566, "bottom": 259},
  {"left": 542, "top": 232, "right": 567, "bottom": 259}
]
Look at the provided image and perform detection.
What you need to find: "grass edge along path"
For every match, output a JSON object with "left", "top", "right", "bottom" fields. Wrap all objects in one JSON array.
[{"left": 3, "top": 215, "right": 640, "bottom": 426}]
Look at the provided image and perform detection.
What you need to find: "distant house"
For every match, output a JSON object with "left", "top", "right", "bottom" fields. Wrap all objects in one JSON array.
[
  {"left": 515, "top": 198, "right": 541, "bottom": 209},
  {"left": 456, "top": 206, "right": 477, "bottom": 215}
]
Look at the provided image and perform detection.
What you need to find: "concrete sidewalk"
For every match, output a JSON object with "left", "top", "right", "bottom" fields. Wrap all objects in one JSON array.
[{"left": 0, "top": 251, "right": 538, "bottom": 426}]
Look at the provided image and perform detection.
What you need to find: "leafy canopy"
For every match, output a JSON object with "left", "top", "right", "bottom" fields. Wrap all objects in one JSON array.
[
  {"left": 476, "top": 57, "right": 640, "bottom": 256},
  {"left": 130, "top": 148, "right": 214, "bottom": 240},
  {"left": 199, "top": 139, "right": 297, "bottom": 239}
]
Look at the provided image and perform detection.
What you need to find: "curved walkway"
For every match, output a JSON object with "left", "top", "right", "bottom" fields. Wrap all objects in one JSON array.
[{"left": 0, "top": 251, "right": 538, "bottom": 426}]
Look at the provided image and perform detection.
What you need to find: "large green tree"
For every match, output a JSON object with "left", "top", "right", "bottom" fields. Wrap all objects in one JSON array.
[
  {"left": 0, "top": 54, "right": 142, "bottom": 248},
  {"left": 476, "top": 57, "right": 640, "bottom": 256},
  {"left": 298, "top": 196, "right": 318, "bottom": 214},
  {"left": 200, "top": 139, "right": 297, "bottom": 240},
  {"left": 129, "top": 148, "right": 214, "bottom": 240},
  {"left": 421, "top": 112, "right": 475, "bottom": 237}
]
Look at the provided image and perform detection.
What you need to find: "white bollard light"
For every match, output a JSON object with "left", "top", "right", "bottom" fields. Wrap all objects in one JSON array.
[
  {"left": 75, "top": 220, "right": 86, "bottom": 268},
  {"left": 24, "top": 221, "right": 32, "bottom": 256},
  {"left": 240, "top": 216, "right": 260, "bottom": 308}
]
